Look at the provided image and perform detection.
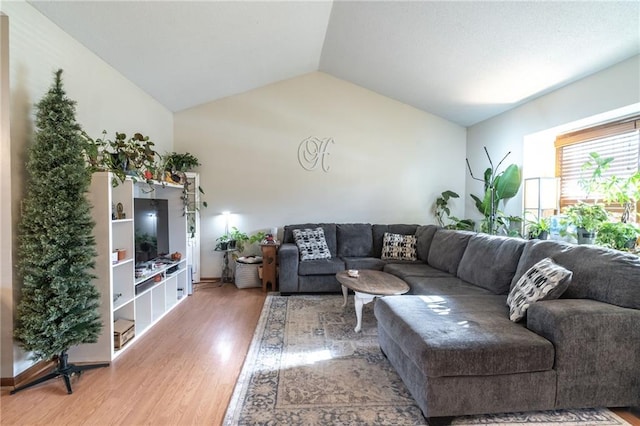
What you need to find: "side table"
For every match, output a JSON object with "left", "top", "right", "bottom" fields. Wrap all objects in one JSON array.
[{"left": 260, "top": 243, "right": 279, "bottom": 292}]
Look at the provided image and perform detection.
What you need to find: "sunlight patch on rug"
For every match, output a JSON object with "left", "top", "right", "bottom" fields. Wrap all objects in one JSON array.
[{"left": 223, "top": 294, "right": 630, "bottom": 426}]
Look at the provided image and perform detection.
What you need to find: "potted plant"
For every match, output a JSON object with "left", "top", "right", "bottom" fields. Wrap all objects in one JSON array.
[
  {"left": 601, "top": 171, "right": 640, "bottom": 223},
  {"left": 467, "top": 147, "right": 522, "bottom": 235},
  {"left": 433, "top": 190, "right": 476, "bottom": 231},
  {"left": 228, "top": 227, "right": 267, "bottom": 254},
  {"left": 160, "top": 152, "right": 201, "bottom": 183},
  {"left": 216, "top": 234, "right": 232, "bottom": 251},
  {"left": 563, "top": 202, "right": 609, "bottom": 244},
  {"left": 596, "top": 222, "right": 640, "bottom": 251},
  {"left": 525, "top": 214, "right": 551, "bottom": 240},
  {"left": 503, "top": 215, "right": 523, "bottom": 237},
  {"left": 83, "top": 130, "right": 157, "bottom": 186}
]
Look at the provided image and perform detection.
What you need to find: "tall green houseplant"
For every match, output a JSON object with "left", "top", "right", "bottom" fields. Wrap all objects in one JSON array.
[
  {"left": 12, "top": 70, "right": 107, "bottom": 394},
  {"left": 467, "top": 147, "right": 522, "bottom": 234}
]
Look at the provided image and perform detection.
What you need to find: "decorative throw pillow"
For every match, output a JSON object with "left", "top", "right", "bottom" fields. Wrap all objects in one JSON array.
[
  {"left": 381, "top": 232, "right": 417, "bottom": 261},
  {"left": 293, "top": 228, "right": 331, "bottom": 261},
  {"left": 507, "top": 257, "right": 573, "bottom": 322}
]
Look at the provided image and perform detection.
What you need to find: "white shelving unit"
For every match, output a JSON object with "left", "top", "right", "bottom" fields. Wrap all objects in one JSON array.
[{"left": 69, "top": 172, "right": 189, "bottom": 363}]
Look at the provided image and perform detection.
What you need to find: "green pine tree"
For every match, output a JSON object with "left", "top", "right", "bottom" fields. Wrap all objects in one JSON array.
[{"left": 14, "top": 69, "right": 102, "bottom": 362}]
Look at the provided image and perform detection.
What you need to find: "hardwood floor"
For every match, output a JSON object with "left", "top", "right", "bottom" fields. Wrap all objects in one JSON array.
[
  {"left": 1, "top": 283, "right": 638, "bottom": 425},
  {"left": 0, "top": 283, "right": 266, "bottom": 425}
]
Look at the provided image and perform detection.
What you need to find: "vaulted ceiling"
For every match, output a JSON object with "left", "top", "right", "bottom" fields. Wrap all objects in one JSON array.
[{"left": 29, "top": 1, "right": 640, "bottom": 127}]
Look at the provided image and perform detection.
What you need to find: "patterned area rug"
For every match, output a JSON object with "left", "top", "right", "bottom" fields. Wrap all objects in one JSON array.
[{"left": 224, "top": 294, "right": 630, "bottom": 425}]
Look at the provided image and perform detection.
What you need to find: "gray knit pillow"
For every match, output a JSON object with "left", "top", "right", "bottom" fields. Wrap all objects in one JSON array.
[
  {"left": 507, "top": 257, "right": 572, "bottom": 322},
  {"left": 293, "top": 228, "right": 331, "bottom": 261}
]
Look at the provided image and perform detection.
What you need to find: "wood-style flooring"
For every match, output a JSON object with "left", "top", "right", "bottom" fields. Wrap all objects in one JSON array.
[
  {"left": 0, "top": 283, "right": 266, "bottom": 425},
  {"left": 1, "top": 283, "right": 638, "bottom": 425}
]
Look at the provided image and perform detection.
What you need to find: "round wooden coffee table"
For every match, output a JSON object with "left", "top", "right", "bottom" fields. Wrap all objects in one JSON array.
[{"left": 336, "top": 270, "right": 410, "bottom": 332}]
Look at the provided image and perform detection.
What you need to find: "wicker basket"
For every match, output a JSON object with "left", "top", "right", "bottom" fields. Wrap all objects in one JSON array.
[{"left": 235, "top": 261, "right": 262, "bottom": 289}]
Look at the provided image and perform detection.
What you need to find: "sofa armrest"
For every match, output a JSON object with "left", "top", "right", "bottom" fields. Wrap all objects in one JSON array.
[
  {"left": 278, "top": 243, "right": 299, "bottom": 294},
  {"left": 527, "top": 299, "right": 640, "bottom": 407}
]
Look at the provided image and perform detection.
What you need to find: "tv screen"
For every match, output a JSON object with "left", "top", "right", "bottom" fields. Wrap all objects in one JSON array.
[{"left": 134, "top": 198, "right": 169, "bottom": 265}]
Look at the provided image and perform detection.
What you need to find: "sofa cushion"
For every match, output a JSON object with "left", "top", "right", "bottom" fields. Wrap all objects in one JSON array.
[
  {"left": 343, "top": 257, "right": 386, "bottom": 271},
  {"left": 372, "top": 224, "right": 419, "bottom": 257},
  {"left": 513, "top": 240, "right": 640, "bottom": 310},
  {"left": 336, "top": 223, "right": 372, "bottom": 257},
  {"left": 510, "top": 240, "right": 573, "bottom": 290},
  {"left": 381, "top": 232, "right": 417, "bottom": 261},
  {"left": 415, "top": 225, "right": 440, "bottom": 262},
  {"left": 507, "top": 257, "right": 573, "bottom": 322},
  {"left": 298, "top": 258, "right": 345, "bottom": 276},
  {"left": 383, "top": 263, "right": 451, "bottom": 281},
  {"left": 293, "top": 227, "right": 331, "bottom": 261},
  {"left": 552, "top": 245, "right": 640, "bottom": 310},
  {"left": 457, "top": 233, "right": 526, "bottom": 294},
  {"left": 427, "top": 230, "right": 474, "bottom": 274},
  {"left": 284, "top": 223, "right": 337, "bottom": 257},
  {"left": 405, "top": 276, "right": 496, "bottom": 296},
  {"left": 374, "top": 295, "right": 555, "bottom": 377}
]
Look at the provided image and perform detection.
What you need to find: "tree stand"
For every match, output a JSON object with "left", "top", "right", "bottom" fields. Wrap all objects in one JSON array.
[{"left": 10, "top": 351, "right": 109, "bottom": 395}]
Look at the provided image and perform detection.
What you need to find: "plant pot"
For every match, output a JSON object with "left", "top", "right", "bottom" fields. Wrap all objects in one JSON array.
[
  {"left": 530, "top": 231, "right": 548, "bottom": 240},
  {"left": 228, "top": 240, "right": 237, "bottom": 249},
  {"left": 219, "top": 242, "right": 229, "bottom": 251},
  {"left": 624, "top": 238, "right": 637, "bottom": 250},
  {"left": 576, "top": 228, "right": 596, "bottom": 245}
]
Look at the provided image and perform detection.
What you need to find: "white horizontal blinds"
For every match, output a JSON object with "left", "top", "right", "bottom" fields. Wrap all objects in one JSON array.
[{"left": 555, "top": 117, "right": 640, "bottom": 218}]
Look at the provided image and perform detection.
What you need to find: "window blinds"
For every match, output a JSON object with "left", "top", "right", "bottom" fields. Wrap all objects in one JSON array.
[{"left": 555, "top": 117, "right": 640, "bottom": 214}]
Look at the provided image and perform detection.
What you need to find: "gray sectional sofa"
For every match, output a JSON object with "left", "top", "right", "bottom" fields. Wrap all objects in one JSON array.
[{"left": 278, "top": 223, "right": 640, "bottom": 422}]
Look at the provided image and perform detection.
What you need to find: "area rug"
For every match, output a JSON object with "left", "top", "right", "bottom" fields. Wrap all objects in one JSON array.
[{"left": 223, "top": 294, "right": 630, "bottom": 425}]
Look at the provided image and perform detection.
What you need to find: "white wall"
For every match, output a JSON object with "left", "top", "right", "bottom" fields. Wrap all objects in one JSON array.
[
  {"left": 174, "top": 72, "right": 467, "bottom": 278},
  {"left": 1, "top": 12, "right": 13, "bottom": 384},
  {"left": 1, "top": 1, "right": 174, "bottom": 378},
  {"left": 466, "top": 55, "right": 640, "bottom": 222}
]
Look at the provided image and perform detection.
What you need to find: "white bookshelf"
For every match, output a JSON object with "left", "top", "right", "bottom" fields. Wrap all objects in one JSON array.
[{"left": 69, "top": 172, "right": 190, "bottom": 362}]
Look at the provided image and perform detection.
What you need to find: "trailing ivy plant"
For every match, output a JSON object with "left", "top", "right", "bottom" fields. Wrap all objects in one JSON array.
[{"left": 83, "top": 130, "right": 158, "bottom": 186}]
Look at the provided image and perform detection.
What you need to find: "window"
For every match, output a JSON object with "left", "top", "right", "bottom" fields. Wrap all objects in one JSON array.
[{"left": 555, "top": 115, "right": 640, "bottom": 221}]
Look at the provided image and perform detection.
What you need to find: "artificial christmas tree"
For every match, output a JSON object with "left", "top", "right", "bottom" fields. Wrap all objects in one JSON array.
[{"left": 12, "top": 69, "right": 107, "bottom": 394}]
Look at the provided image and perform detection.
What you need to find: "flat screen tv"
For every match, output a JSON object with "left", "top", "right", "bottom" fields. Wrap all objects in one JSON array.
[{"left": 134, "top": 198, "right": 169, "bottom": 265}]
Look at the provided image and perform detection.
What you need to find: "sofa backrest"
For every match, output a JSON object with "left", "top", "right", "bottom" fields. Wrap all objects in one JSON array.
[
  {"left": 336, "top": 223, "right": 373, "bottom": 257},
  {"left": 283, "top": 223, "right": 338, "bottom": 257},
  {"left": 427, "top": 229, "right": 474, "bottom": 274},
  {"left": 415, "top": 225, "right": 440, "bottom": 261},
  {"left": 457, "top": 233, "right": 526, "bottom": 294},
  {"left": 372, "top": 224, "right": 419, "bottom": 258},
  {"left": 512, "top": 239, "right": 640, "bottom": 310}
]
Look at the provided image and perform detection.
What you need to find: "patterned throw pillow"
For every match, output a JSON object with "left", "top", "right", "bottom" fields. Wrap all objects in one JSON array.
[
  {"left": 293, "top": 228, "right": 331, "bottom": 261},
  {"left": 381, "top": 232, "right": 417, "bottom": 261},
  {"left": 507, "top": 257, "right": 573, "bottom": 322}
]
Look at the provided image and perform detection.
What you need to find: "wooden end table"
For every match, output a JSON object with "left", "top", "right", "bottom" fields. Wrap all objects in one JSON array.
[
  {"left": 260, "top": 243, "right": 279, "bottom": 292},
  {"left": 336, "top": 270, "right": 409, "bottom": 332}
]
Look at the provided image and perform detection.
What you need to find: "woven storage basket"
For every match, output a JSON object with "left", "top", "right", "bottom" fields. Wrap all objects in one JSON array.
[{"left": 235, "top": 261, "right": 262, "bottom": 289}]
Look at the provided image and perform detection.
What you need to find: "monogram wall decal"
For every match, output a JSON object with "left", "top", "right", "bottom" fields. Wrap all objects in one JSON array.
[{"left": 297, "top": 136, "right": 334, "bottom": 172}]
